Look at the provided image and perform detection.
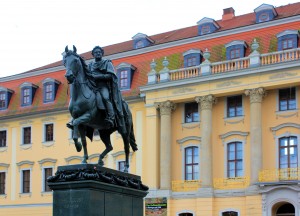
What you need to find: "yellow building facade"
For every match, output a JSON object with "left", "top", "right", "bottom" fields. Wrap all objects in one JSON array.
[{"left": 1, "top": 3, "right": 300, "bottom": 216}]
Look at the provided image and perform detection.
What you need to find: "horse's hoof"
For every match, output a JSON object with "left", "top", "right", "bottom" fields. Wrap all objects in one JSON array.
[
  {"left": 123, "top": 168, "right": 128, "bottom": 173},
  {"left": 75, "top": 142, "right": 82, "bottom": 152},
  {"left": 81, "top": 160, "right": 87, "bottom": 164},
  {"left": 98, "top": 160, "right": 104, "bottom": 167}
]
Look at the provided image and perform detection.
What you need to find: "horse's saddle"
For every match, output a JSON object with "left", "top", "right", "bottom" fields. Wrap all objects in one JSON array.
[{"left": 96, "top": 92, "right": 105, "bottom": 110}]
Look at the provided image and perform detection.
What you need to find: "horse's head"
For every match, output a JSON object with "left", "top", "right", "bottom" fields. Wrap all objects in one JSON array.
[{"left": 63, "top": 45, "right": 82, "bottom": 84}]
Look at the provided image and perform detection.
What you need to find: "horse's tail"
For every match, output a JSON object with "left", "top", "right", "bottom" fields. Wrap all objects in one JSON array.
[{"left": 129, "top": 122, "right": 138, "bottom": 152}]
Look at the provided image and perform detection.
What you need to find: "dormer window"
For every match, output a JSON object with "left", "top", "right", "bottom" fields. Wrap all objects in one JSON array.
[
  {"left": 183, "top": 49, "right": 202, "bottom": 68},
  {"left": 254, "top": 4, "right": 277, "bottom": 23},
  {"left": 276, "top": 30, "right": 299, "bottom": 51},
  {"left": 42, "top": 78, "right": 61, "bottom": 103},
  {"left": 20, "top": 82, "right": 38, "bottom": 107},
  {"left": 197, "top": 17, "right": 220, "bottom": 36},
  {"left": 132, "top": 33, "right": 154, "bottom": 50},
  {"left": 225, "top": 41, "right": 247, "bottom": 60},
  {"left": 0, "top": 87, "right": 14, "bottom": 110},
  {"left": 116, "top": 63, "right": 136, "bottom": 90}
]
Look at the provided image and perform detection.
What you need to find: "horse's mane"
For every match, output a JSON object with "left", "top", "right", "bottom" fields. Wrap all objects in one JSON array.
[{"left": 63, "top": 51, "right": 90, "bottom": 74}]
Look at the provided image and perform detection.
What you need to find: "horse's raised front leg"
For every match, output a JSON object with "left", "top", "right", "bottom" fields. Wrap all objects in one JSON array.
[
  {"left": 98, "top": 130, "right": 113, "bottom": 166},
  {"left": 71, "top": 123, "right": 82, "bottom": 152},
  {"left": 78, "top": 124, "right": 88, "bottom": 164}
]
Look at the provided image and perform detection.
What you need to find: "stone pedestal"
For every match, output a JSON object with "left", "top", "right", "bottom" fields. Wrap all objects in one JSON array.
[{"left": 48, "top": 164, "right": 148, "bottom": 216}]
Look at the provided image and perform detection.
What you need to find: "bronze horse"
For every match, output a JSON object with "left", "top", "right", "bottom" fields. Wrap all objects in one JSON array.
[{"left": 63, "top": 46, "right": 137, "bottom": 172}]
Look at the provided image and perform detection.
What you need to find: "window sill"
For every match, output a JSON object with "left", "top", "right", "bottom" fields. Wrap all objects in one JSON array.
[
  {"left": 276, "top": 109, "right": 298, "bottom": 119},
  {"left": 20, "top": 144, "right": 32, "bottom": 150},
  {"left": 223, "top": 116, "right": 244, "bottom": 125},
  {"left": 19, "top": 193, "right": 31, "bottom": 198},
  {"left": 181, "top": 122, "right": 200, "bottom": 130},
  {"left": 41, "top": 191, "right": 53, "bottom": 196},
  {"left": 0, "top": 146, "right": 8, "bottom": 152},
  {"left": 42, "top": 141, "right": 55, "bottom": 147},
  {"left": 0, "top": 194, "right": 7, "bottom": 199}
]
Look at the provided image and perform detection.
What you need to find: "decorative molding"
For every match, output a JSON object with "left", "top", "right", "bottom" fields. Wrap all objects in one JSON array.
[
  {"left": 269, "top": 72, "right": 297, "bottom": 80},
  {"left": 183, "top": 49, "right": 202, "bottom": 57},
  {"left": 38, "top": 158, "right": 57, "bottom": 169},
  {"left": 16, "top": 160, "right": 34, "bottom": 171},
  {"left": 195, "top": 95, "right": 217, "bottom": 110},
  {"left": 42, "top": 78, "right": 61, "bottom": 85},
  {"left": 177, "top": 136, "right": 201, "bottom": 151},
  {"left": 225, "top": 40, "right": 247, "bottom": 48},
  {"left": 88, "top": 153, "right": 100, "bottom": 161},
  {"left": 276, "top": 110, "right": 298, "bottom": 119},
  {"left": 244, "top": 87, "right": 266, "bottom": 103},
  {"left": 20, "top": 144, "right": 32, "bottom": 150},
  {"left": 216, "top": 80, "right": 241, "bottom": 88},
  {"left": 42, "top": 141, "right": 55, "bottom": 147},
  {"left": 270, "top": 123, "right": 300, "bottom": 139},
  {"left": 224, "top": 117, "right": 244, "bottom": 125},
  {"left": 219, "top": 131, "right": 249, "bottom": 146},
  {"left": 172, "top": 87, "right": 196, "bottom": 95},
  {"left": 19, "top": 120, "right": 33, "bottom": 125},
  {"left": 111, "top": 151, "right": 133, "bottom": 163},
  {"left": 154, "top": 101, "right": 176, "bottom": 116},
  {"left": 41, "top": 117, "right": 56, "bottom": 122},
  {"left": 181, "top": 122, "right": 200, "bottom": 130},
  {"left": 64, "top": 156, "right": 82, "bottom": 164},
  {"left": 0, "top": 124, "right": 9, "bottom": 129},
  {"left": 0, "top": 163, "right": 10, "bottom": 168},
  {"left": 0, "top": 147, "right": 8, "bottom": 153}
]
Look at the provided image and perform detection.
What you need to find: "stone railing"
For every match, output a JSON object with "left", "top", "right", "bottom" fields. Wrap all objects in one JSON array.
[
  {"left": 259, "top": 168, "right": 300, "bottom": 182},
  {"left": 172, "top": 180, "right": 202, "bottom": 192},
  {"left": 211, "top": 57, "right": 250, "bottom": 74},
  {"left": 213, "top": 177, "right": 250, "bottom": 189},
  {"left": 147, "top": 42, "right": 300, "bottom": 84}
]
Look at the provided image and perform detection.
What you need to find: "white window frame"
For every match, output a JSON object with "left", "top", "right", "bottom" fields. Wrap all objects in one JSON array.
[
  {"left": 116, "top": 160, "right": 127, "bottom": 172},
  {"left": 0, "top": 129, "right": 7, "bottom": 149},
  {"left": 20, "top": 168, "right": 31, "bottom": 194},
  {"left": 276, "top": 87, "right": 298, "bottom": 112},
  {"left": 182, "top": 144, "right": 200, "bottom": 180},
  {"left": 0, "top": 171, "right": 7, "bottom": 195},
  {"left": 224, "top": 139, "right": 245, "bottom": 178},
  {"left": 42, "top": 166, "right": 54, "bottom": 192},
  {"left": 224, "top": 95, "right": 244, "bottom": 118},
  {"left": 21, "top": 125, "right": 32, "bottom": 145},
  {"left": 43, "top": 122, "right": 55, "bottom": 143}
]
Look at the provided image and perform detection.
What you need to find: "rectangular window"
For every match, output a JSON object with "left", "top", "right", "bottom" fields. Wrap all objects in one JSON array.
[
  {"left": 187, "top": 56, "right": 197, "bottom": 67},
  {"left": 230, "top": 49, "right": 240, "bottom": 59},
  {"left": 45, "top": 83, "right": 53, "bottom": 102},
  {"left": 184, "top": 102, "right": 199, "bottom": 123},
  {"left": 43, "top": 168, "right": 52, "bottom": 192},
  {"left": 23, "top": 127, "right": 31, "bottom": 144},
  {"left": 201, "top": 25, "right": 210, "bottom": 34},
  {"left": 120, "top": 70, "right": 128, "bottom": 88},
  {"left": 227, "top": 95, "right": 243, "bottom": 117},
  {"left": 279, "top": 87, "right": 296, "bottom": 111},
  {"left": 22, "top": 170, "right": 30, "bottom": 193},
  {"left": 118, "top": 161, "right": 125, "bottom": 171},
  {"left": 0, "top": 130, "right": 6, "bottom": 147},
  {"left": 22, "top": 88, "right": 30, "bottom": 105},
  {"left": 279, "top": 136, "right": 298, "bottom": 169},
  {"left": 185, "top": 146, "right": 199, "bottom": 180},
  {"left": 0, "top": 92, "right": 6, "bottom": 109},
  {"left": 0, "top": 172, "right": 5, "bottom": 194},
  {"left": 227, "top": 142, "right": 243, "bottom": 178},
  {"left": 282, "top": 39, "right": 293, "bottom": 50},
  {"left": 45, "top": 124, "right": 53, "bottom": 142}
]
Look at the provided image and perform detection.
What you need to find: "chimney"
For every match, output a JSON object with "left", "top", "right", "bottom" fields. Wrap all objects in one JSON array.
[{"left": 222, "top": 7, "right": 235, "bottom": 21}]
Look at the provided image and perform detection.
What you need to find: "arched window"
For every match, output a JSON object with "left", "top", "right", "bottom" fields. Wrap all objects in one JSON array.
[
  {"left": 179, "top": 213, "right": 193, "bottom": 216},
  {"left": 276, "top": 203, "right": 295, "bottom": 216},
  {"left": 222, "top": 211, "right": 238, "bottom": 216},
  {"left": 185, "top": 146, "right": 199, "bottom": 180}
]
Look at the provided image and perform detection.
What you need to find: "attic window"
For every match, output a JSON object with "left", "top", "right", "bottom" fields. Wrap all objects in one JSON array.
[
  {"left": 42, "top": 78, "right": 61, "bottom": 103},
  {"left": 116, "top": 63, "right": 136, "bottom": 90},
  {"left": 0, "top": 87, "right": 14, "bottom": 110},
  {"left": 254, "top": 4, "right": 277, "bottom": 23},
  {"left": 197, "top": 17, "right": 220, "bottom": 36},
  {"left": 183, "top": 49, "right": 202, "bottom": 68},
  {"left": 276, "top": 30, "right": 299, "bottom": 51},
  {"left": 20, "top": 82, "right": 38, "bottom": 107},
  {"left": 132, "top": 33, "right": 154, "bottom": 50},
  {"left": 225, "top": 40, "right": 247, "bottom": 60}
]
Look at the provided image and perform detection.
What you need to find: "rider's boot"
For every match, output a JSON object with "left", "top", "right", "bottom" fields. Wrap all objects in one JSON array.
[{"left": 105, "top": 101, "right": 115, "bottom": 127}]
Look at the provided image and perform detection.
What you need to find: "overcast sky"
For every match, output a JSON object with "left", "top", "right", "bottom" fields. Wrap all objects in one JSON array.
[{"left": 0, "top": 0, "right": 299, "bottom": 78}]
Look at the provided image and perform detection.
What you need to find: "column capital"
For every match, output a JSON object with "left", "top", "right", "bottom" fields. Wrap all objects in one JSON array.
[
  {"left": 245, "top": 87, "right": 266, "bottom": 103},
  {"left": 155, "top": 100, "right": 176, "bottom": 116},
  {"left": 195, "top": 95, "right": 217, "bottom": 110}
]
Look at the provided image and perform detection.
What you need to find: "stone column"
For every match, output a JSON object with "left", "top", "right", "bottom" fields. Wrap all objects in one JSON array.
[
  {"left": 195, "top": 95, "right": 216, "bottom": 187},
  {"left": 155, "top": 101, "right": 176, "bottom": 189},
  {"left": 245, "top": 87, "right": 266, "bottom": 184}
]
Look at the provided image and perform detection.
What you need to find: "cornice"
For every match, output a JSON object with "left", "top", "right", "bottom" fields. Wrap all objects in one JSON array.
[
  {"left": 140, "top": 60, "right": 300, "bottom": 93},
  {"left": 1, "top": 15, "right": 299, "bottom": 82}
]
